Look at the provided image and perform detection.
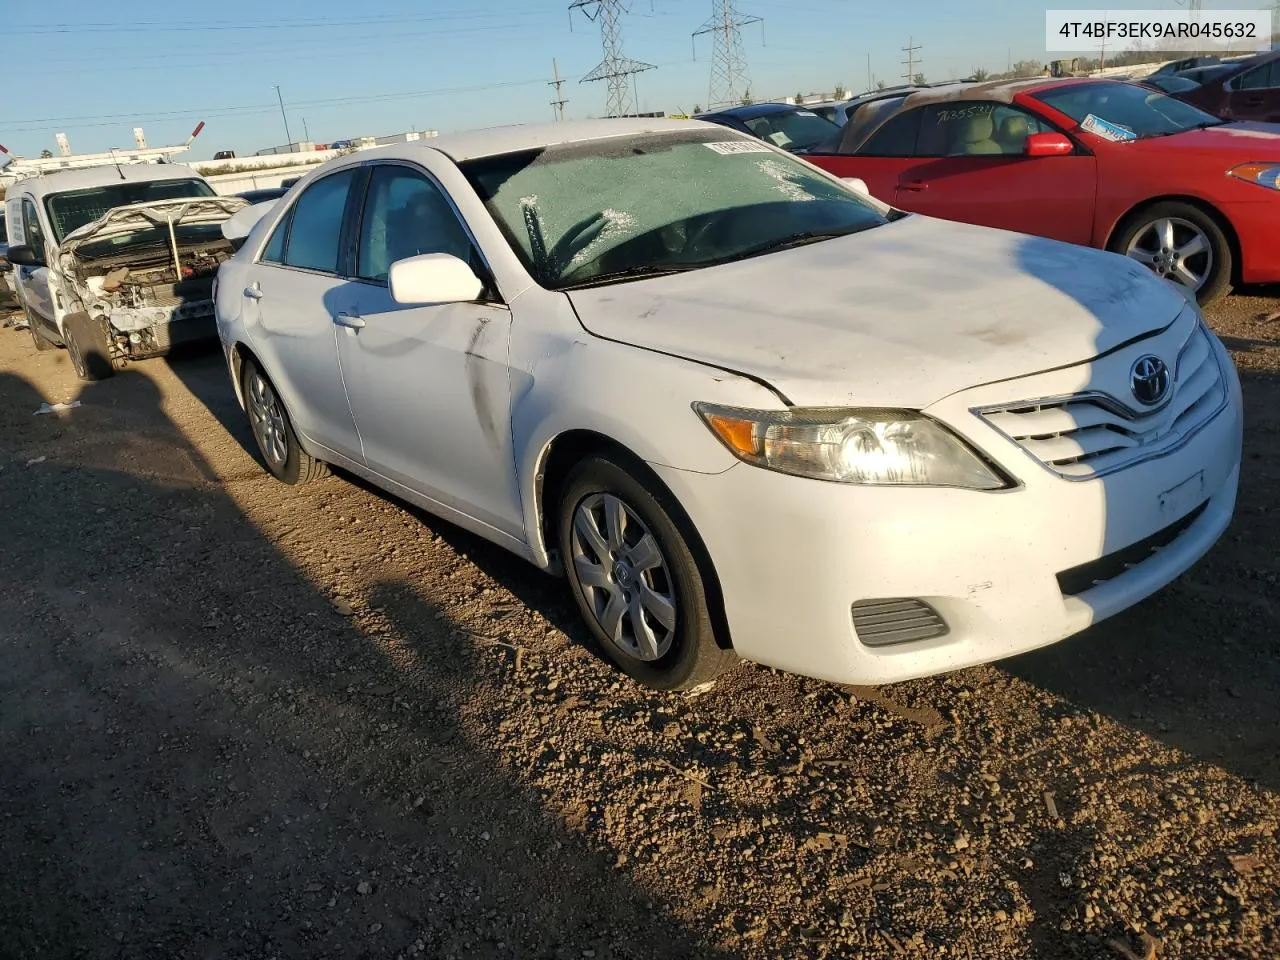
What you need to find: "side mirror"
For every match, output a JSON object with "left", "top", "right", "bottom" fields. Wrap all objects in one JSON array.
[
  {"left": 5, "top": 244, "right": 45, "bottom": 267},
  {"left": 1024, "top": 132, "right": 1074, "bottom": 157},
  {"left": 389, "top": 253, "right": 484, "bottom": 306},
  {"left": 841, "top": 177, "right": 871, "bottom": 196}
]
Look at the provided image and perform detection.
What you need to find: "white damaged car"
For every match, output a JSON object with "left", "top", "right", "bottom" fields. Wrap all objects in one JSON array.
[
  {"left": 4, "top": 163, "right": 245, "bottom": 379},
  {"left": 214, "top": 120, "right": 1242, "bottom": 691}
]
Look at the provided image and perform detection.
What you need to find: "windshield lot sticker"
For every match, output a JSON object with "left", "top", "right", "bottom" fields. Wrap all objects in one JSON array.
[
  {"left": 1080, "top": 113, "right": 1136, "bottom": 142},
  {"left": 703, "top": 141, "right": 774, "bottom": 155}
]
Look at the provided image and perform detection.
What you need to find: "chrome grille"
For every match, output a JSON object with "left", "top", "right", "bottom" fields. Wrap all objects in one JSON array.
[{"left": 978, "top": 325, "right": 1225, "bottom": 480}]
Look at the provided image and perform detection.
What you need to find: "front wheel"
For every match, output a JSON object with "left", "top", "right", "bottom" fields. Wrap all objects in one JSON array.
[
  {"left": 1111, "top": 202, "right": 1232, "bottom": 305},
  {"left": 557, "top": 453, "right": 735, "bottom": 691},
  {"left": 240, "top": 359, "right": 328, "bottom": 485},
  {"left": 63, "top": 311, "right": 116, "bottom": 380}
]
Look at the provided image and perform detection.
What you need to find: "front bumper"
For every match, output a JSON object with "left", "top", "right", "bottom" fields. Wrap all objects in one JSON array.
[
  {"left": 1219, "top": 198, "right": 1280, "bottom": 285},
  {"left": 652, "top": 332, "right": 1243, "bottom": 686}
]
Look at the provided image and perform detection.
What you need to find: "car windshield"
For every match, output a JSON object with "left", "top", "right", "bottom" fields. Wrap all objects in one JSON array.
[
  {"left": 461, "top": 130, "right": 889, "bottom": 290},
  {"left": 44, "top": 178, "right": 216, "bottom": 242},
  {"left": 741, "top": 109, "right": 839, "bottom": 151},
  {"left": 1033, "top": 82, "right": 1222, "bottom": 140}
]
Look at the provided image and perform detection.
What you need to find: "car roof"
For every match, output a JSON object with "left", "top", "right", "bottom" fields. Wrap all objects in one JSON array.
[
  {"left": 823, "top": 77, "right": 1117, "bottom": 154},
  {"left": 375, "top": 118, "right": 716, "bottom": 164},
  {"left": 9, "top": 162, "right": 205, "bottom": 198},
  {"left": 695, "top": 103, "right": 812, "bottom": 121}
]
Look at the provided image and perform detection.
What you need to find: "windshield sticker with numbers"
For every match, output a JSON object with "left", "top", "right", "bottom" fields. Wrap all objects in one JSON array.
[
  {"left": 1080, "top": 113, "right": 1136, "bottom": 142},
  {"left": 703, "top": 141, "right": 774, "bottom": 155}
]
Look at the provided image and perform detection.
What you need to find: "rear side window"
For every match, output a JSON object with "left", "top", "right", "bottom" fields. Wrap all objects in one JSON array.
[
  {"left": 858, "top": 110, "right": 920, "bottom": 156},
  {"left": 282, "top": 169, "right": 358, "bottom": 273},
  {"left": 1236, "top": 61, "right": 1279, "bottom": 90}
]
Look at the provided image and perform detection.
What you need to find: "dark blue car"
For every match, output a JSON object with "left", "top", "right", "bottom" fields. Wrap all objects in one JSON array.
[{"left": 694, "top": 103, "right": 840, "bottom": 153}]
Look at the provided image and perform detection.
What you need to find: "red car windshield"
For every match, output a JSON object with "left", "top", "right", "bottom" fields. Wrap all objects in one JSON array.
[{"left": 1033, "top": 82, "right": 1223, "bottom": 139}]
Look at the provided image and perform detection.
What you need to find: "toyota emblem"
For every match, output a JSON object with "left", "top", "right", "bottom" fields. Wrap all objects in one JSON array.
[{"left": 1130, "top": 355, "right": 1170, "bottom": 406}]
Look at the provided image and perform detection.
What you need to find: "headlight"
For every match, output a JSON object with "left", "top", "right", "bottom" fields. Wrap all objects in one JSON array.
[
  {"left": 1228, "top": 162, "right": 1280, "bottom": 191},
  {"left": 694, "top": 403, "right": 1009, "bottom": 489}
]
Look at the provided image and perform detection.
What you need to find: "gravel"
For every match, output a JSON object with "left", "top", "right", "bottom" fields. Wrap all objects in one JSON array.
[{"left": 0, "top": 290, "right": 1277, "bottom": 959}]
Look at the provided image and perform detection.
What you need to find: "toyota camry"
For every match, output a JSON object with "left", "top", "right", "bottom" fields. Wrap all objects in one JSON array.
[{"left": 214, "top": 119, "right": 1242, "bottom": 691}]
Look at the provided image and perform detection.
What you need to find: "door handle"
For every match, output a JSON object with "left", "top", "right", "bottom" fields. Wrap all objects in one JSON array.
[
  {"left": 900, "top": 179, "right": 929, "bottom": 193},
  {"left": 333, "top": 312, "right": 366, "bottom": 330},
  {"left": 243, "top": 282, "right": 263, "bottom": 300}
]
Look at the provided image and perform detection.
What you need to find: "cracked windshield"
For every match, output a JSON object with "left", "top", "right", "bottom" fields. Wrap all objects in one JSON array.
[{"left": 462, "top": 130, "right": 888, "bottom": 289}]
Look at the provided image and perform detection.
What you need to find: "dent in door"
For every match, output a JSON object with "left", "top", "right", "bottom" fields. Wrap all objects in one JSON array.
[{"left": 464, "top": 317, "right": 503, "bottom": 448}]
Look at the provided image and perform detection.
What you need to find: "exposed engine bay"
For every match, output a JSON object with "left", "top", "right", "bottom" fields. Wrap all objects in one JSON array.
[{"left": 58, "top": 197, "right": 246, "bottom": 361}]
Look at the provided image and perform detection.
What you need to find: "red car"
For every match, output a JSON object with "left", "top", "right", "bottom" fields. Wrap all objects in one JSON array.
[{"left": 806, "top": 77, "right": 1280, "bottom": 302}]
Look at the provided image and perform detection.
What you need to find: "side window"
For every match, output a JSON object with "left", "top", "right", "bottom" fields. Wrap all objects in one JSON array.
[
  {"left": 261, "top": 211, "right": 290, "bottom": 264},
  {"left": 21, "top": 199, "right": 45, "bottom": 256},
  {"left": 916, "top": 102, "right": 1052, "bottom": 157},
  {"left": 857, "top": 110, "right": 921, "bottom": 156},
  {"left": 282, "top": 169, "right": 358, "bottom": 274},
  {"left": 1236, "top": 62, "right": 1278, "bottom": 90},
  {"left": 356, "top": 166, "right": 475, "bottom": 283}
]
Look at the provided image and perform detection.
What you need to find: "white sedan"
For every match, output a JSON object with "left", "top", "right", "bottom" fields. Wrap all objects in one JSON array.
[{"left": 214, "top": 119, "right": 1242, "bottom": 691}]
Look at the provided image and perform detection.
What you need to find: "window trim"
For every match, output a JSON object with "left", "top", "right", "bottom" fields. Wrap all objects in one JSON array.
[{"left": 348, "top": 159, "right": 505, "bottom": 304}]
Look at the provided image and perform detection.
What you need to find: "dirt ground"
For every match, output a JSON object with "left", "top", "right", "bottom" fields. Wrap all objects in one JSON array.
[{"left": 0, "top": 290, "right": 1277, "bottom": 960}]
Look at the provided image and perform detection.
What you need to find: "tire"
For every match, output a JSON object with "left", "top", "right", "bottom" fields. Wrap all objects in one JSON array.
[
  {"left": 26, "top": 303, "right": 55, "bottom": 352},
  {"left": 240, "top": 358, "right": 329, "bottom": 485},
  {"left": 557, "top": 453, "right": 735, "bottom": 691},
  {"left": 63, "top": 311, "right": 115, "bottom": 380},
  {"left": 1109, "top": 201, "right": 1232, "bottom": 305}
]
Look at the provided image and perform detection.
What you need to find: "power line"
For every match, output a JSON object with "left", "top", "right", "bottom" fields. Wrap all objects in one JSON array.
[
  {"left": 570, "top": 0, "right": 655, "bottom": 118},
  {"left": 692, "top": 0, "right": 761, "bottom": 108},
  {"left": 902, "top": 35, "right": 922, "bottom": 82}
]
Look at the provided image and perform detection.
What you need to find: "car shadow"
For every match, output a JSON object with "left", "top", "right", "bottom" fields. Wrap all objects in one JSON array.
[{"left": 0, "top": 363, "right": 734, "bottom": 959}]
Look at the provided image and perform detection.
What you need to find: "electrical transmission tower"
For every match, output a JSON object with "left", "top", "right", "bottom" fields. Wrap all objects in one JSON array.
[
  {"left": 570, "top": 0, "right": 654, "bottom": 118},
  {"left": 901, "top": 36, "right": 922, "bottom": 82},
  {"left": 549, "top": 58, "right": 569, "bottom": 121},
  {"left": 692, "top": 0, "right": 762, "bottom": 108}
]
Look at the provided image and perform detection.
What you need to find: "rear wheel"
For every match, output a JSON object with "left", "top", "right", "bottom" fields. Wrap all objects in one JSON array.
[
  {"left": 1110, "top": 201, "right": 1232, "bottom": 305},
  {"left": 241, "top": 359, "right": 329, "bottom": 485},
  {"left": 63, "top": 311, "right": 115, "bottom": 380},
  {"left": 558, "top": 453, "right": 734, "bottom": 691}
]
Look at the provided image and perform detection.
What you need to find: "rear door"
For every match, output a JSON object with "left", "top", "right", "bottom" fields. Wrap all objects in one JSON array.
[
  {"left": 244, "top": 166, "right": 365, "bottom": 461},
  {"left": 887, "top": 101, "right": 1097, "bottom": 245},
  {"left": 1224, "top": 60, "right": 1280, "bottom": 123}
]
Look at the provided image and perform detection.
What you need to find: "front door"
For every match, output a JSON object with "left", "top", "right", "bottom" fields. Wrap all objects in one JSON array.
[
  {"left": 14, "top": 197, "right": 56, "bottom": 326},
  {"left": 246, "top": 166, "right": 363, "bottom": 461},
  {"left": 890, "top": 102, "right": 1098, "bottom": 245},
  {"left": 336, "top": 163, "right": 522, "bottom": 538}
]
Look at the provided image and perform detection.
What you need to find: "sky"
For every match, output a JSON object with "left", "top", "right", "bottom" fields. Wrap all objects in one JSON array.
[{"left": 3, "top": 0, "right": 1274, "bottom": 161}]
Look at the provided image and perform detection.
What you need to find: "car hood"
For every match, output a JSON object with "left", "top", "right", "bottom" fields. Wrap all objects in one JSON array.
[
  {"left": 1136, "top": 121, "right": 1280, "bottom": 157},
  {"left": 565, "top": 215, "right": 1188, "bottom": 409},
  {"left": 62, "top": 197, "right": 248, "bottom": 256}
]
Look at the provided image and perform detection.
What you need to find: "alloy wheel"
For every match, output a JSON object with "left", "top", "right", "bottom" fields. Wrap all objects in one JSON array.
[
  {"left": 569, "top": 493, "right": 678, "bottom": 662},
  {"left": 1124, "top": 216, "right": 1213, "bottom": 294},
  {"left": 246, "top": 369, "right": 288, "bottom": 467}
]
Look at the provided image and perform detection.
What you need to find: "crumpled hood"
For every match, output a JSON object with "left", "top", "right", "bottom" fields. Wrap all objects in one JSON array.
[
  {"left": 62, "top": 196, "right": 247, "bottom": 256},
  {"left": 566, "top": 215, "right": 1188, "bottom": 408}
]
